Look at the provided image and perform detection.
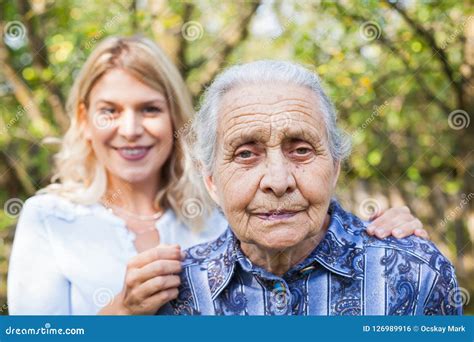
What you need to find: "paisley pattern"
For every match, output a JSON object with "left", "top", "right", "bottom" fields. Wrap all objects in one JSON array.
[
  {"left": 424, "top": 260, "right": 460, "bottom": 315},
  {"left": 168, "top": 268, "right": 200, "bottom": 315},
  {"left": 331, "top": 275, "right": 362, "bottom": 315},
  {"left": 157, "top": 200, "right": 462, "bottom": 316},
  {"left": 215, "top": 276, "right": 248, "bottom": 315}
]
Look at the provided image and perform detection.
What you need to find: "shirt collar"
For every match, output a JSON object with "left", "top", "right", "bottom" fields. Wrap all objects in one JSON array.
[{"left": 207, "top": 200, "right": 367, "bottom": 300}]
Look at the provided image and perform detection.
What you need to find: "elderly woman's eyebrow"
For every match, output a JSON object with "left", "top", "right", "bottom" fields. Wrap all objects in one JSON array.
[
  {"left": 225, "top": 129, "right": 267, "bottom": 148},
  {"left": 279, "top": 127, "right": 323, "bottom": 144}
]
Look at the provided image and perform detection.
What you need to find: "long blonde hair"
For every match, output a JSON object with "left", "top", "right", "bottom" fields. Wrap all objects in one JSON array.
[{"left": 40, "top": 36, "right": 210, "bottom": 229}]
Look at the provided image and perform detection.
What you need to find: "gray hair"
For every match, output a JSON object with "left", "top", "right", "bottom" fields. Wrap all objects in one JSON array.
[{"left": 190, "top": 60, "right": 351, "bottom": 175}]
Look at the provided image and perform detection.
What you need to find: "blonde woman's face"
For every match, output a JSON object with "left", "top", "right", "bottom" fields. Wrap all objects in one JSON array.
[{"left": 83, "top": 68, "right": 174, "bottom": 185}]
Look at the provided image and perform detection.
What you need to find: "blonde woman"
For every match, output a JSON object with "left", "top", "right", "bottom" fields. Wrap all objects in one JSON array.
[{"left": 7, "top": 36, "right": 428, "bottom": 315}]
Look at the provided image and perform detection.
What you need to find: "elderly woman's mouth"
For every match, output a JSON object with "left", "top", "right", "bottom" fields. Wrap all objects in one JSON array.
[{"left": 255, "top": 210, "right": 304, "bottom": 221}]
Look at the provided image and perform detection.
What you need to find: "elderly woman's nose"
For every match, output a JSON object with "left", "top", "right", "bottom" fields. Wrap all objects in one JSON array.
[
  {"left": 260, "top": 151, "right": 296, "bottom": 197},
  {"left": 118, "top": 109, "right": 144, "bottom": 139}
]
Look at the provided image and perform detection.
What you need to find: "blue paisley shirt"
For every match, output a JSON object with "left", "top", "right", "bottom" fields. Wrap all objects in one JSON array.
[{"left": 158, "top": 200, "right": 462, "bottom": 315}]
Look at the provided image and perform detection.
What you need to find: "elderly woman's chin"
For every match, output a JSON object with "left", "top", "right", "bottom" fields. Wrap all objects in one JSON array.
[{"left": 242, "top": 218, "right": 315, "bottom": 251}]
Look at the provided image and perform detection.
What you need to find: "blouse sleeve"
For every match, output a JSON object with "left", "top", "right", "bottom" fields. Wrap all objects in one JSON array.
[
  {"left": 7, "top": 197, "right": 71, "bottom": 315},
  {"left": 423, "top": 260, "right": 463, "bottom": 315}
]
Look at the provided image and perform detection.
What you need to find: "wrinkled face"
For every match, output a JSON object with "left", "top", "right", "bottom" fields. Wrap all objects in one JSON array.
[
  {"left": 204, "top": 83, "right": 340, "bottom": 251},
  {"left": 83, "top": 68, "right": 174, "bottom": 185}
]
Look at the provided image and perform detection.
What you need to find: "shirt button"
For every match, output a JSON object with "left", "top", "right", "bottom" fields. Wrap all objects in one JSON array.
[
  {"left": 273, "top": 281, "right": 286, "bottom": 293},
  {"left": 271, "top": 282, "right": 289, "bottom": 312}
]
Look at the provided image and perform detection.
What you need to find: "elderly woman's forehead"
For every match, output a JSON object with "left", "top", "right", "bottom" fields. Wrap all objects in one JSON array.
[
  {"left": 218, "top": 84, "right": 321, "bottom": 120},
  {"left": 222, "top": 83, "right": 316, "bottom": 105}
]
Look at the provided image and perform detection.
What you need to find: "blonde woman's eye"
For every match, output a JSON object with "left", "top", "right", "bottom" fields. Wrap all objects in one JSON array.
[
  {"left": 143, "top": 106, "right": 162, "bottom": 114},
  {"left": 99, "top": 107, "right": 115, "bottom": 115}
]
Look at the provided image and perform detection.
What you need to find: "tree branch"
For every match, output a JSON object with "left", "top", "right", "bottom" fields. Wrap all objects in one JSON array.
[
  {"left": 384, "top": 0, "right": 464, "bottom": 108},
  {"left": 175, "top": 2, "right": 195, "bottom": 75},
  {"left": 192, "top": 0, "right": 261, "bottom": 97},
  {"left": 377, "top": 35, "right": 453, "bottom": 114},
  {"left": 333, "top": 3, "right": 453, "bottom": 114},
  {"left": 0, "top": 149, "right": 36, "bottom": 195},
  {"left": 16, "top": 0, "right": 69, "bottom": 131},
  {"left": 130, "top": 0, "right": 138, "bottom": 31},
  {"left": 0, "top": 26, "right": 52, "bottom": 134}
]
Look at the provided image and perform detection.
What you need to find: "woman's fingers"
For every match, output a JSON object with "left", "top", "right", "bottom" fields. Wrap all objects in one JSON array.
[
  {"left": 140, "top": 275, "right": 181, "bottom": 299},
  {"left": 119, "top": 245, "right": 185, "bottom": 315},
  {"left": 124, "top": 284, "right": 180, "bottom": 315},
  {"left": 366, "top": 211, "right": 393, "bottom": 235},
  {"left": 415, "top": 228, "right": 430, "bottom": 239},
  {"left": 371, "top": 218, "right": 411, "bottom": 239},
  {"left": 368, "top": 217, "right": 429, "bottom": 240},
  {"left": 381, "top": 219, "right": 423, "bottom": 238},
  {"left": 133, "top": 259, "right": 182, "bottom": 285},
  {"left": 368, "top": 207, "right": 385, "bottom": 222},
  {"left": 127, "top": 244, "right": 182, "bottom": 269},
  {"left": 366, "top": 215, "right": 393, "bottom": 236},
  {"left": 146, "top": 288, "right": 180, "bottom": 310},
  {"left": 366, "top": 206, "right": 413, "bottom": 237}
]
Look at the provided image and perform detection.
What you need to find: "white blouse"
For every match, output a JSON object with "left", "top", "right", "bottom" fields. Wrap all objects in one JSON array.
[{"left": 7, "top": 194, "right": 228, "bottom": 315}]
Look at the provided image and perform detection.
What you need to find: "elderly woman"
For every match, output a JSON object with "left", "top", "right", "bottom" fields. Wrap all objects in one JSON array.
[{"left": 158, "top": 61, "right": 462, "bottom": 316}]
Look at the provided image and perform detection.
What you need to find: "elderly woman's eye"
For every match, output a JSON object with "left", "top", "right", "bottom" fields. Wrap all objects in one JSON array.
[
  {"left": 295, "top": 147, "right": 312, "bottom": 155},
  {"left": 236, "top": 150, "right": 254, "bottom": 159}
]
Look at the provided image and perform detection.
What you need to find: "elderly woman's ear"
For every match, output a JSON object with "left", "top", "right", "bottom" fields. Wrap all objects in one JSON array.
[
  {"left": 203, "top": 173, "right": 221, "bottom": 207},
  {"left": 332, "top": 160, "right": 341, "bottom": 189}
]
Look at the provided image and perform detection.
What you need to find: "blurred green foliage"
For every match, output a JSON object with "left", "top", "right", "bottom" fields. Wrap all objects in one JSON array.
[{"left": 0, "top": 0, "right": 472, "bottom": 314}]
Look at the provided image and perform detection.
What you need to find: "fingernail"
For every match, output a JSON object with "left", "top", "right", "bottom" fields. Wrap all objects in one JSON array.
[
  {"left": 376, "top": 228, "right": 385, "bottom": 237},
  {"left": 415, "top": 229, "right": 428, "bottom": 238},
  {"left": 366, "top": 225, "right": 374, "bottom": 233},
  {"left": 393, "top": 229, "right": 403, "bottom": 236},
  {"left": 181, "top": 251, "right": 186, "bottom": 259}
]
